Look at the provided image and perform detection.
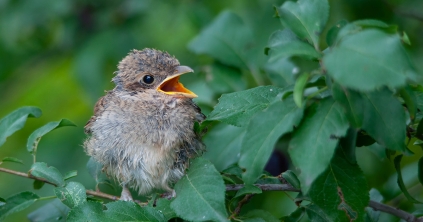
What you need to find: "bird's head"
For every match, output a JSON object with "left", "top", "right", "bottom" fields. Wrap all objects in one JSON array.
[{"left": 113, "top": 48, "right": 197, "bottom": 98}]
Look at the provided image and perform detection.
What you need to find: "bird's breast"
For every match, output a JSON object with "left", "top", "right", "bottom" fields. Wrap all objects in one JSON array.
[{"left": 95, "top": 94, "right": 197, "bottom": 152}]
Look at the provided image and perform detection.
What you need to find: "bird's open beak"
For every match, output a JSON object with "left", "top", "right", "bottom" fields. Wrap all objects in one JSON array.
[{"left": 157, "top": 66, "right": 198, "bottom": 98}]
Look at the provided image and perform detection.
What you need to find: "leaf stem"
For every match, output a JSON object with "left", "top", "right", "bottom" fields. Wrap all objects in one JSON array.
[
  {"left": 229, "top": 194, "right": 254, "bottom": 220},
  {"left": 306, "top": 86, "right": 328, "bottom": 100}
]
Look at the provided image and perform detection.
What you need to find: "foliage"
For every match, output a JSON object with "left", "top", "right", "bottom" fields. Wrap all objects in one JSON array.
[{"left": 1, "top": 0, "right": 423, "bottom": 221}]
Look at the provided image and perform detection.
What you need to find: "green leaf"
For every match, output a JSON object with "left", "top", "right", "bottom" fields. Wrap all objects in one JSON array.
[
  {"left": 282, "top": 170, "right": 301, "bottom": 189},
  {"left": 222, "top": 175, "right": 237, "bottom": 184},
  {"left": 241, "top": 209, "right": 279, "bottom": 222},
  {"left": 222, "top": 164, "right": 243, "bottom": 179},
  {"left": 64, "top": 170, "right": 78, "bottom": 180},
  {"left": 340, "top": 128, "right": 358, "bottom": 164},
  {"left": 293, "top": 73, "right": 309, "bottom": 107},
  {"left": 333, "top": 20, "right": 396, "bottom": 45},
  {"left": 399, "top": 86, "right": 417, "bottom": 120},
  {"left": 419, "top": 157, "right": 423, "bottom": 186},
  {"left": 155, "top": 198, "right": 177, "bottom": 221},
  {"left": 0, "top": 197, "right": 5, "bottom": 207},
  {"left": 105, "top": 201, "right": 165, "bottom": 221},
  {"left": 203, "top": 123, "right": 246, "bottom": 171},
  {"left": 282, "top": 207, "right": 305, "bottom": 222},
  {"left": 326, "top": 20, "right": 348, "bottom": 46},
  {"left": 86, "top": 157, "right": 106, "bottom": 184},
  {"left": 353, "top": 19, "right": 392, "bottom": 30},
  {"left": 1, "top": 157, "right": 23, "bottom": 164},
  {"left": 33, "top": 180, "right": 45, "bottom": 190},
  {"left": 27, "top": 119, "right": 76, "bottom": 154},
  {"left": 67, "top": 201, "right": 108, "bottom": 222},
  {"left": 289, "top": 98, "right": 349, "bottom": 193},
  {"left": 171, "top": 157, "right": 228, "bottom": 222},
  {"left": 394, "top": 155, "right": 422, "bottom": 204},
  {"left": 55, "top": 182, "right": 87, "bottom": 208},
  {"left": 240, "top": 98, "right": 304, "bottom": 184},
  {"left": 264, "top": 58, "right": 296, "bottom": 88},
  {"left": 304, "top": 204, "right": 330, "bottom": 221},
  {"left": 0, "top": 106, "right": 42, "bottom": 147},
  {"left": 307, "top": 147, "right": 369, "bottom": 221},
  {"left": 401, "top": 31, "right": 411, "bottom": 45},
  {"left": 332, "top": 84, "right": 364, "bottom": 128},
  {"left": 189, "top": 11, "right": 258, "bottom": 70},
  {"left": 234, "top": 184, "right": 262, "bottom": 198},
  {"left": 29, "top": 162, "right": 65, "bottom": 187},
  {"left": 28, "top": 199, "right": 69, "bottom": 222},
  {"left": 324, "top": 29, "right": 417, "bottom": 91},
  {"left": 333, "top": 86, "right": 406, "bottom": 152},
  {"left": 266, "top": 29, "right": 321, "bottom": 62},
  {"left": 207, "top": 86, "right": 282, "bottom": 127},
  {"left": 358, "top": 89, "right": 406, "bottom": 152},
  {"left": 68, "top": 201, "right": 166, "bottom": 221},
  {"left": 365, "top": 189, "right": 383, "bottom": 222},
  {"left": 0, "top": 191, "right": 39, "bottom": 221},
  {"left": 276, "top": 0, "right": 329, "bottom": 48}
]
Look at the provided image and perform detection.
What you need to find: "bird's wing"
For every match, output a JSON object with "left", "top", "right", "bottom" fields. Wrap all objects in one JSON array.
[{"left": 84, "top": 93, "right": 110, "bottom": 134}]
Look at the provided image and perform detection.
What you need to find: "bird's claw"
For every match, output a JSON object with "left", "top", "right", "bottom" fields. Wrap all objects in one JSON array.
[
  {"left": 160, "top": 189, "right": 176, "bottom": 200},
  {"left": 120, "top": 186, "right": 133, "bottom": 201}
]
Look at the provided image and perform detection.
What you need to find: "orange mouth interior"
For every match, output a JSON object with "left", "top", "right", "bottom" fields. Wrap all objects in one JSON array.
[{"left": 157, "top": 75, "right": 197, "bottom": 98}]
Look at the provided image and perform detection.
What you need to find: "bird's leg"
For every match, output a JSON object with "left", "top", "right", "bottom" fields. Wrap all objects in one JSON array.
[{"left": 120, "top": 185, "right": 133, "bottom": 201}]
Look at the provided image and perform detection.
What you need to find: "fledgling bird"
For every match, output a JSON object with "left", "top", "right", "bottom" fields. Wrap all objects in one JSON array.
[{"left": 84, "top": 48, "right": 205, "bottom": 201}]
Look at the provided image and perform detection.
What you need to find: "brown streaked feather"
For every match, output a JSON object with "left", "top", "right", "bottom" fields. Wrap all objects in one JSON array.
[{"left": 84, "top": 93, "right": 110, "bottom": 134}]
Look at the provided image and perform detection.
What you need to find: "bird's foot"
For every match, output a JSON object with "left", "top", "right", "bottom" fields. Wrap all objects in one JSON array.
[
  {"left": 120, "top": 186, "right": 133, "bottom": 201},
  {"left": 160, "top": 189, "right": 176, "bottom": 200}
]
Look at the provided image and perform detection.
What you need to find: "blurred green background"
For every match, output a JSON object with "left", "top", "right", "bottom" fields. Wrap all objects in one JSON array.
[{"left": 0, "top": 0, "right": 422, "bottom": 221}]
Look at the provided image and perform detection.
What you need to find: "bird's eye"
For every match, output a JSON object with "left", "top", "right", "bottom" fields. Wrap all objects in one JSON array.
[{"left": 142, "top": 75, "right": 154, "bottom": 84}]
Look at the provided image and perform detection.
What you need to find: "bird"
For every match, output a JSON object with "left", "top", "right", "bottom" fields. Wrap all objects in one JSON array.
[{"left": 84, "top": 48, "right": 205, "bottom": 201}]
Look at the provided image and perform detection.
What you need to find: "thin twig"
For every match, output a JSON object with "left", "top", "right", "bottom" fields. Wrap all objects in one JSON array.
[
  {"left": 229, "top": 194, "right": 255, "bottom": 220},
  {"left": 226, "top": 184, "right": 299, "bottom": 192},
  {"left": 86, "top": 189, "right": 119, "bottom": 201},
  {"left": 1, "top": 167, "right": 422, "bottom": 221},
  {"left": 0, "top": 167, "right": 119, "bottom": 201},
  {"left": 0, "top": 167, "right": 56, "bottom": 186},
  {"left": 369, "top": 200, "right": 423, "bottom": 222}
]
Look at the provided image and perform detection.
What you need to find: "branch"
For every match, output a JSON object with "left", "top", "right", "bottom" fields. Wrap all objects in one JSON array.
[
  {"left": 225, "top": 184, "right": 422, "bottom": 222},
  {"left": 1, "top": 167, "right": 421, "bottom": 221},
  {"left": 86, "top": 189, "right": 119, "bottom": 201},
  {"left": 0, "top": 166, "right": 56, "bottom": 186},
  {"left": 229, "top": 194, "right": 254, "bottom": 219},
  {"left": 226, "top": 183, "right": 299, "bottom": 192},
  {"left": 0, "top": 167, "right": 119, "bottom": 201},
  {"left": 369, "top": 200, "right": 423, "bottom": 222}
]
